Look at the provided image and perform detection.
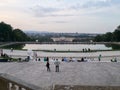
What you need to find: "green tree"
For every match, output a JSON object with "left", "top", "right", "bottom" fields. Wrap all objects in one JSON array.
[
  {"left": 112, "top": 29, "right": 120, "bottom": 42},
  {"left": 94, "top": 25, "right": 120, "bottom": 42},
  {"left": 94, "top": 35, "right": 103, "bottom": 42},
  {"left": 13, "top": 29, "right": 30, "bottom": 41},
  {"left": 117, "top": 25, "right": 120, "bottom": 30},
  {"left": 0, "top": 22, "right": 13, "bottom": 41},
  {"left": 104, "top": 32, "right": 113, "bottom": 42}
]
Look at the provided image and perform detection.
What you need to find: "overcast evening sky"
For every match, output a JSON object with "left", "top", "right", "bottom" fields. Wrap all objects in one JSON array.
[{"left": 0, "top": 0, "right": 120, "bottom": 33}]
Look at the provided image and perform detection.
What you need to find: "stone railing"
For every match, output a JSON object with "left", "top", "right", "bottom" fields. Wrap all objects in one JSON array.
[
  {"left": 54, "top": 85, "right": 120, "bottom": 90},
  {"left": 1, "top": 74, "right": 120, "bottom": 90},
  {"left": 0, "top": 73, "right": 42, "bottom": 90}
]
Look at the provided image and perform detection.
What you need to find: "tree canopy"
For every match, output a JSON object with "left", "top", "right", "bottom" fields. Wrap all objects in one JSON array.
[
  {"left": 0, "top": 22, "right": 13, "bottom": 41},
  {"left": 13, "top": 29, "right": 30, "bottom": 41},
  {"left": 94, "top": 25, "right": 120, "bottom": 42},
  {"left": 0, "top": 22, "right": 30, "bottom": 42}
]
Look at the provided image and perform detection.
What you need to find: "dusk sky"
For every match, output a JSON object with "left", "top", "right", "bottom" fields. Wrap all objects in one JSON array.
[{"left": 0, "top": 0, "right": 120, "bottom": 33}]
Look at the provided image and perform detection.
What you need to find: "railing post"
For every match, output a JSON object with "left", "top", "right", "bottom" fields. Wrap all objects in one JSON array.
[
  {"left": 18, "top": 86, "right": 22, "bottom": 90},
  {"left": 0, "top": 78, "right": 9, "bottom": 90},
  {"left": 11, "top": 83, "right": 17, "bottom": 90}
]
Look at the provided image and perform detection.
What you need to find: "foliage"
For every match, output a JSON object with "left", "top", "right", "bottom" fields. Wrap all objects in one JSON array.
[
  {"left": 72, "top": 38, "right": 93, "bottom": 42},
  {"left": 13, "top": 29, "right": 30, "bottom": 41},
  {"left": 105, "top": 44, "right": 120, "bottom": 50},
  {"left": 0, "top": 22, "right": 13, "bottom": 41},
  {"left": 0, "top": 21, "right": 53, "bottom": 42},
  {"left": 94, "top": 35, "right": 103, "bottom": 42},
  {"left": 2, "top": 44, "right": 25, "bottom": 50},
  {"left": 36, "top": 36, "right": 53, "bottom": 42},
  {"left": 0, "top": 22, "right": 30, "bottom": 42},
  {"left": 94, "top": 25, "right": 120, "bottom": 42},
  {"left": 112, "top": 29, "right": 120, "bottom": 41},
  {"left": 28, "top": 34, "right": 53, "bottom": 42}
]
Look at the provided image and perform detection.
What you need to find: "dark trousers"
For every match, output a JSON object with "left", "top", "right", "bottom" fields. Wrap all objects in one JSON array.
[
  {"left": 56, "top": 66, "right": 59, "bottom": 72},
  {"left": 47, "top": 67, "right": 50, "bottom": 71}
]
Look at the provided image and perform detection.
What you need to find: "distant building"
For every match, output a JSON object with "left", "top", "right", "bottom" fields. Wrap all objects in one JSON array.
[{"left": 52, "top": 37, "right": 75, "bottom": 42}]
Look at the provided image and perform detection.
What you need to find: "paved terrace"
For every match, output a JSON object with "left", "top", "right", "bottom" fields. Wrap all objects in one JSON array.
[
  {"left": 0, "top": 61, "right": 120, "bottom": 89},
  {"left": 3, "top": 49, "right": 120, "bottom": 59}
]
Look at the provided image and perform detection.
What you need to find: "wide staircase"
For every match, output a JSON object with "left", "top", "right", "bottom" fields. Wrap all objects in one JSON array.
[{"left": 0, "top": 73, "right": 120, "bottom": 90}]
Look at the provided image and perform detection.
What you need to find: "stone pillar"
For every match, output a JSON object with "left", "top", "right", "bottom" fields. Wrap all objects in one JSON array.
[{"left": 0, "top": 78, "right": 9, "bottom": 90}]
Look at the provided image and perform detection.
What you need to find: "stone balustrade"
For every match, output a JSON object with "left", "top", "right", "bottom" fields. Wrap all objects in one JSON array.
[
  {"left": 54, "top": 85, "right": 120, "bottom": 90},
  {"left": 0, "top": 73, "right": 42, "bottom": 90}
]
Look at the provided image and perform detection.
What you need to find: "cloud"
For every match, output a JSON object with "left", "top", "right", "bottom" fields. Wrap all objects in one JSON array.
[
  {"left": 39, "top": 21, "right": 68, "bottom": 24},
  {"left": 29, "top": 5, "right": 63, "bottom": 17},
  {"left": 29, "top": 0, "right": 120, "bottom": 17},
  {"left": 53, "top": 21, "right": 68, "bottom": 23},
  {"left": 0, "top": 0, "right": 17, "bottom": 4},
  {"left": 29, "top": 4, "right": 77, "bottom": 17},
  {"left": 1, "top": 0, "right": 120, "bottom": 33},
  {"left": 69, "top": 0, "right": 112, "bottom": 10}
]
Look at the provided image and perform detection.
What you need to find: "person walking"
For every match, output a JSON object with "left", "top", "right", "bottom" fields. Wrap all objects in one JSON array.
[
  {"left": 54, "top": 59, "right": 60, "bottom": 72},
  {"left": 46, "top": 61, "right": 50, "bottom": 72}
]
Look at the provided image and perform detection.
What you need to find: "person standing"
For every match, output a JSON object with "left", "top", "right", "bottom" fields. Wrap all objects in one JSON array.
[
  {"left": 11, "top": 48, "right": 13, "bottom": 52},
  {"left": 98, "top": 54, "right": 102, "bottom": 61},
  {"left": 54, "top": 59, "right": 60, "bottom": 72},
  {"left": 33, "top": 51, "right": 37, "bottom": 61},
  {"left": 46, "top": 57, "right": 49, "bottom": 62},
  {"left": 0, "top": 49, "right": 3, "bottom": 56},
  {"left": 46, "top": 61, "right": 50, "bottom": 72}
]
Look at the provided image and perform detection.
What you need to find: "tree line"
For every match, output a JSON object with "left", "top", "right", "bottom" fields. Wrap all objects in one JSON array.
[
  {"left": 27, "top": 34, "right": 53, "bottom": 42},
  {"left": 94, "top": 25, "right": 120, "bottom": 42},
  {"left": 0, "top": 22, "right": 53, "bottom": 42},
  {"left": 1, "top": 21, "right": 120, "bottom": 42},
  {"left": 0, "top": 22, "right": 30, "bottom": 42}
]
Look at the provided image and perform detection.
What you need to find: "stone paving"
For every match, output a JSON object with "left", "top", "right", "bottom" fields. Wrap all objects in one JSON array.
[
  {"left": 0, "top": 61, "right": 120, "bottom": 89},
  {"left": 3, "top": 49, "right": 120, "bottom": 58}
]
